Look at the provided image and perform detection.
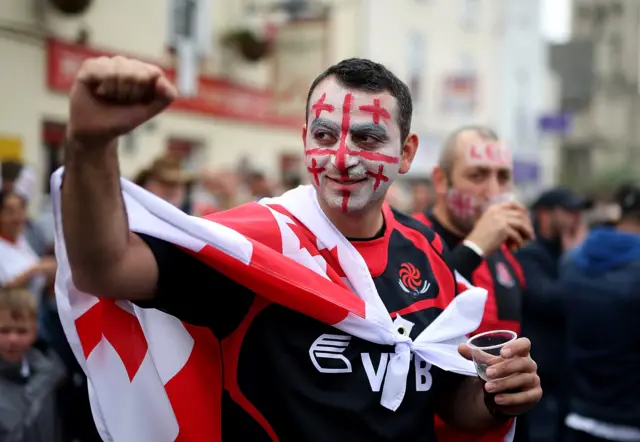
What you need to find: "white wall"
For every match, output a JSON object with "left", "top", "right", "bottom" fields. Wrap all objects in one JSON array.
[
  {"left": 0, "top": 37, "right": 51, "bottom": 215},
  {"left": 498, "top": 0, "right": 562, "bottom": 192},
  {"left": 0, "top": 0, "right": 306, "bottom": 212},
  {"left": 361, "top": 0, "right": 504, "bottom": 177},
  {"left": 497, "top": 0, "right": 545, "bottom": 153}
]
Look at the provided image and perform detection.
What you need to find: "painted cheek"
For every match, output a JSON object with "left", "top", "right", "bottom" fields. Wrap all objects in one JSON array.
[{"left": 305, "top": 154, "right": 330, "bottom": 186}]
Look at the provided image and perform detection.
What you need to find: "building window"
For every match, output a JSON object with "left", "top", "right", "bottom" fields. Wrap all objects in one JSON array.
[
  {"left": 460, "top": 0, "right": 481, "bottom": 32},
  {"left": 41, "top": 121, "right": 67, "bottom": 194},
  {"left": 407, "top": 32, "right": 426, "bottom": 106},
  {"left": 166, "top": 0, "right": 211, "bottom": 56}
]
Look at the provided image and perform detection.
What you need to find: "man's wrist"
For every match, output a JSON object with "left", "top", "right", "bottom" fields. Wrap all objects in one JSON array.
[
  {"left": 463, "top": 239, "right": 485, "bottom": 257},
  {"left": 483, "top": 391, "right": 512, "bottom": 422}
]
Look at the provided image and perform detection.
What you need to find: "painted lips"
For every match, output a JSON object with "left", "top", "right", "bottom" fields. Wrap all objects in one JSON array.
[{"left": 325, "top": 176, "right": 368, "bottom": 187}]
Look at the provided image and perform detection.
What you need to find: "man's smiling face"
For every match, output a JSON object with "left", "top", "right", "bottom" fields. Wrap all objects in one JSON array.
[{"left": 303, "top": 77, "right": 404, "bottom": 214}]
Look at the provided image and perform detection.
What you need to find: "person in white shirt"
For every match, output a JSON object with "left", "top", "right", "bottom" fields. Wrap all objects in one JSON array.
[{"left": 0, "top": 191, "right": 56, "bottom": 304}]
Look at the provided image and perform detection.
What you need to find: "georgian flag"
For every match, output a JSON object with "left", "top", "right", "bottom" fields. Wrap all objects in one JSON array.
[{"left": 51, "top": 169, "right": 513, "bottom": 442}]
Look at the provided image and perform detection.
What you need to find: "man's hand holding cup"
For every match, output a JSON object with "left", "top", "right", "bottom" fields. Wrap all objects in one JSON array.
[
  {"left": 459, "top": 333, "right": 542, "bottom": 417},
  {"left": 465, "top": 196, "right": 534, "bottom": 255}
]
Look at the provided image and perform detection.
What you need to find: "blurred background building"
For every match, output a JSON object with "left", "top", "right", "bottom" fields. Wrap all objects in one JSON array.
[
  {"left": 1, "top": 0, "right": 632, "bottom": 211},
  {"left": 552, "top": 0, "right": 640, "bottom": 196}
]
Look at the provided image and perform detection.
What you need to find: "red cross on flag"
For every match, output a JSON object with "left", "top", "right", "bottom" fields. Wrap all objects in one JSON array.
[{"left": 51, "top": 169, "right": 501, "bottom": 441}]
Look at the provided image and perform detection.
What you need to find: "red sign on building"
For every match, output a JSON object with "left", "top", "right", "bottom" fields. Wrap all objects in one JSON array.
[{"left": 46, "top": 38, "right": 302, "bottom": 130}]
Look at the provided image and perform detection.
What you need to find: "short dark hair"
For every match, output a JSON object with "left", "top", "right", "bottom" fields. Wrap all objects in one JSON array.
[
  {"left": 615, "top": 183, "right": 640, "bottom": 222},
  {"left": 305, "top": 58, "right": 413, "bottom": 143},
  {"left": 0, "top": 190, "right": 26, "bottom": 212},
  {"left": 1, "top": 161, "right": 23, "bottom": 183}
]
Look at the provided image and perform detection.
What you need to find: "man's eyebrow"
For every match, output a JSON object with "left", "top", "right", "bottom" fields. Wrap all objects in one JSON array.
[
  {"left": 350, "top": 123, "right": 389, "bottom": 139},
  {"left": 310, "top": 118, "right": 340, "bottom": 132}
]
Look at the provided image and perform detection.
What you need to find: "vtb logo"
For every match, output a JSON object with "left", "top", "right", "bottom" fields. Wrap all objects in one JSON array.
[{"left": 398, "top": 263, "right": 430, "bottom": 297}]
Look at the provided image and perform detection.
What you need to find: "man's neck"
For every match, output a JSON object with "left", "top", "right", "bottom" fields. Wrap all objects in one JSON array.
[
  {"left": 432, "top": 203, "right": 467, "bottom": 238},
  {"left": 318, "top": 198, "right": 385, "bottom": 239}
]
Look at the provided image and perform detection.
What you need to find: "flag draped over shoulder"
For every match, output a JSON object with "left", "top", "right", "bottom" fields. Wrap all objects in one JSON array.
[{"left": 51, "top": 168, "right": 514, "bottom": 442}]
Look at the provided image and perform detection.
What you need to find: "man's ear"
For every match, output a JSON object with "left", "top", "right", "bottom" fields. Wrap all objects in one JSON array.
[
  {"left": 432, "top": 166, "right": 449, "bottom": 197},
  {"left": 302, "top": 124, "right": 307, "bottom": 147},
  {"left": 399, "top": 133, "right": 419, "bottom": 174}
]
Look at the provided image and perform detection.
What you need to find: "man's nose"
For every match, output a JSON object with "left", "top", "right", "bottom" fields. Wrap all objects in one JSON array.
[
  {"left": 6, "top": 332, "right": 21, "bottom": 345},
  {"left": 331, "top": 147, "right": 359, "bottom": 171},
  {"left": 484, "top": 173, "right": 504, "bottom": 198}
]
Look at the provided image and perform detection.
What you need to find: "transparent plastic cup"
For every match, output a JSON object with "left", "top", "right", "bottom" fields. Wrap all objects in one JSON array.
[
  {"left": 482, "top": 192, "right": 516, "bottom": 212},
  {"left": 467, "top": 330, "right": 518, "bottom": 381}
]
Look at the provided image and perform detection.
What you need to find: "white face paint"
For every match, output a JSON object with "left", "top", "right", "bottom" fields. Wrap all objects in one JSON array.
[{"left": 304, "top": 78, "right": 403, "bottom": 213}]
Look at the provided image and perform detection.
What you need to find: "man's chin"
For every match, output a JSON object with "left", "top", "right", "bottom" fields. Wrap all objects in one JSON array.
[
  {"left": 449, "top": 215, "right": 475, "bottom": 235},
  {"left": 318, "top": 188, "right": 374, "bottom": 214},
  {"left": 0, "top": 352, "right": 24, "bottom": 364}
]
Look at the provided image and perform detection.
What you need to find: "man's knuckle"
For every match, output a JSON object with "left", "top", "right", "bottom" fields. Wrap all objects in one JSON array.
[
  {"left": 530, "top": 359, "right": 538, "bottom": 372},
  {"left": 525, "top": 373, "right": 537, "bottom": 386}
]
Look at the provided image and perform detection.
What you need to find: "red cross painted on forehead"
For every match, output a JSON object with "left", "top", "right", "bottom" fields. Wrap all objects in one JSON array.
[
  {"left": 467, "top": 142, "right": 512, "bottom": 166},
  {"left": 311, "top": 93, "right": 335, "bottom": 119},
  {"left": 359, "top": 98, "right": 391, "bottom": 125},
  {"left": 305, "top": 93, "right": 400, "bottom": 165}
]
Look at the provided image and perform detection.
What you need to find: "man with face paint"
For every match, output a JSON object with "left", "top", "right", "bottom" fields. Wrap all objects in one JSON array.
[
  {"left": 415, "top": 125, "right": 534, "bottom": 335},
  {"left": 414, "top": 126, "right": 535, "bottom": 442},
  {"left": 60, "top": 57, "right": 541, "bottom": 441}
]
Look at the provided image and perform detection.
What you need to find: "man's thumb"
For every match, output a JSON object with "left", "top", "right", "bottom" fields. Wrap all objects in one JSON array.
[{"left": 458, "top": 343, "right": 473, "bottom": 361}]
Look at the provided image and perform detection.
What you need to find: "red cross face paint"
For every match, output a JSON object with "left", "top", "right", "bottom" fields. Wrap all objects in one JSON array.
[
  {"left": 304, "top": 79, "right": 403, "bottom": 213},
  {"left": 465, "top": 142, "right": 513, "bottom": 167},
  {"left": 445, "top": 188, "right": 478, "bottom": 233}
]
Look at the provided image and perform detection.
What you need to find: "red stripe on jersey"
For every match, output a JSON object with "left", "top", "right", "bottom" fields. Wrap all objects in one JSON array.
[
  {"left": 412, "top": 212, "right": 433, "bottom": 228},
  {"left": 391, "top": 217, "right": 456, "bottom": 310},
  {"left": 471, "top": 261, "right": 520, "bottom": 336},
  {"left": 502, "top": 245, "right": 526, "bottom": 288},
  {"left": 434, "top": 414, "right": 514, "bottom": 442},
  {"left": 412, "top": 212, "right": 444, "bottom": 254},
  {"left": 351, "top": 204, "right": 394, "bottom": 278},
  {"left": 222, "top": 298, "right": 280, "bottom": 441},
  {"left": 430, "top": 233, "right": 444, "bottom": 254},
  {"left": 390, "top": 298, "right": 441, "bottom": 318}
]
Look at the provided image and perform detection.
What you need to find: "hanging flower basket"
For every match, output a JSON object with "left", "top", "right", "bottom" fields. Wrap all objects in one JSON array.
[
  {"left": 50, "top": 0, "right": 93, "bottom": 15},
  {"left": 222, "top": 29, "right": 273, "bottom": 62}
]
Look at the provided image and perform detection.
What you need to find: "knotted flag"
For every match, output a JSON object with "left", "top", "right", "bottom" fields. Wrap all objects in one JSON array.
[{"left": 51, "top": 169, "right": 514, "bottom": 441}]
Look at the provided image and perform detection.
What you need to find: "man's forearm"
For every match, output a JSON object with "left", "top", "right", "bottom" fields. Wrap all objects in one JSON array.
[
  {"left": 438, "top": 376, "right": 505, "bottom": 433},
  {"left": 61, "top": 139, "right": 129, "bottom": 291}
]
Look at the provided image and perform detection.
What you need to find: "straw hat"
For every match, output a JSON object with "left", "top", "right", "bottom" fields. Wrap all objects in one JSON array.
[{"left": 134, "top": 156, "right": 197, "bottom": 187}]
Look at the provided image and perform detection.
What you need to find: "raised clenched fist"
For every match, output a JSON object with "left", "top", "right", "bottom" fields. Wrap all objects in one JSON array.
[{"left": 66, "top": 56, "right": 178, "bottom": 145}]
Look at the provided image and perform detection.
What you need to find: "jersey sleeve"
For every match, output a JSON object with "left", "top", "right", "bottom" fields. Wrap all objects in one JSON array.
[
  {"left": 438, "top": 241, "right": 477, "bottom": 295},
  {"left": 441, "top": 244, "right": 483, "bottom": 285},
  {"left": 134, "top": 232, "right": 255, "bottom": 338}
]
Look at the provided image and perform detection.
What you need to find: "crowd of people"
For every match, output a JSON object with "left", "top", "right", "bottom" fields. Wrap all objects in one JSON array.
[{"left": 0, "top": 55, "right": 638, "bottom": 442}]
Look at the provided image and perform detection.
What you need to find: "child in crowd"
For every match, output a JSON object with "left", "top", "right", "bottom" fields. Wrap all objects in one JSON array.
[{"left": 0, "top": 287, "right": 65, "bottom": 442}]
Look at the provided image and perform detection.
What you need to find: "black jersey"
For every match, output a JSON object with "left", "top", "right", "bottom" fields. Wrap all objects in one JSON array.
[{"left": 136, "top": 203, "right": 463, "bottom": 441}]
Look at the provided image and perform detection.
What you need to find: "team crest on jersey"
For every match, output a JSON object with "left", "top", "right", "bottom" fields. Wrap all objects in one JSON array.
[
  {"left": 398, "top": 263, "right": 431, "bottom": 297},
  {"left": 495, "top": 262, "right": 515, "bottom": 287}
]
